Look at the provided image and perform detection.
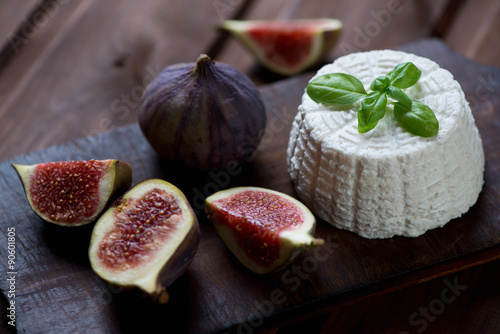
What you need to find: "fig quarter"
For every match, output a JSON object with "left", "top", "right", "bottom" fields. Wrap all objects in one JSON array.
[
  {"left": 12, "top": 159, "right": 132, "bottom": 227},
  {"left": 206, "top": 186, "right": 324, "bottom": 274}
]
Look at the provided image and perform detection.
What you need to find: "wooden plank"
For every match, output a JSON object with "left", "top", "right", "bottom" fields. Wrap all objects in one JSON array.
[
  {"left": 443, "top": 0, "right": 500, "bottom": 67},
  {"left": 0, "top": 0, "right": 38, "bottom": 40},
  {"left": 215, "top": 0, "right": 452, "bottom": 83},
  {"left": 0, "top": 39, "right": 499, "bottom": 334},
  {"left": 0, "top": 0, "right": 39, "bottom": 67},
  {"left": 0, "top": 0, "right": 97, "bottom": 159},
  {"left": 274, "top": 250, "right": 500, "bottom": 333},
  {"left": 0, "top": 0, "right": 247, "bottom": 162},
  {"left": 312, "top": 257, "right": 500, "bottom": 334}
]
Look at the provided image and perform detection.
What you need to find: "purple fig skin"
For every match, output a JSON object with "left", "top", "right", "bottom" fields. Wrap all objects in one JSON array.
[
  {"left": 138, "top": 54, "right": 267, "bottom": 171},
  {"left": 155, "top": 220, "right": 199, "bottom": 302}
]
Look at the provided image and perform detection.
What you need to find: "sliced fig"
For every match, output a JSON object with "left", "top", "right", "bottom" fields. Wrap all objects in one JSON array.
[
  {"left": 88, "top": 179, "right": 200, "bottom": 303},
  {"left": 12, "top": 159, "right": 132, "bottom": 227},
  {"left": 205, "top": 186, "right": 324, "bottom": 274},
  {"left": 219, "top": 18, "right": 343, "bottom": 76}
]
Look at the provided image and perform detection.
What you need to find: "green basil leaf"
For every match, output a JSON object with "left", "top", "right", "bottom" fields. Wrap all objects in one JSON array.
[
  {"left": 358, "top": 92, "right": 387, "bottom": 133},
  {"left": 307, "top": 73, "right": 367, "bottom": 106},
  {"left": 393, "top": 100, "right": 439, "bottom": 137},
  {"left": 386, "top": 62, "right": 422, "bottom": 89},
  {"left": 370, "top": 76, "right": 390, "bottom": 92},
  {"left": 387, "top": 86, "right": 412, "bottom": 109}
]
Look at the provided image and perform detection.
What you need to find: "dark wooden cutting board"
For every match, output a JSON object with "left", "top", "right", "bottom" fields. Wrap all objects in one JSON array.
[{"left": 1, "top": 38, "right": 499, "bottom": 334}]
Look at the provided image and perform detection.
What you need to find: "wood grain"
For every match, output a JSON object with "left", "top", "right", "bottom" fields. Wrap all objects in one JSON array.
[
  {"left": 0, "top": 0, "right": 246, "bottom": 162},
  {"left": 444, "top": 0, "right": 500, "bottom": 67},
  {"left": 1, "top": 0, "right": 500, "bottom": 333},
  {"left": 0, "top": 0, "right": 38, "bottom": 68},
  {"left": 275, "top": 257, "right": 500, "bottom": 334},
  {"left": 0, "top": 39, "right": 498, "bottom": 334}
]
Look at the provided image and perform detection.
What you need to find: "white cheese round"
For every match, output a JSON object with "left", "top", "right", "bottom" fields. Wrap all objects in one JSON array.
[{"left": 287, "top": 50, "right": 485, "bottom": 239}]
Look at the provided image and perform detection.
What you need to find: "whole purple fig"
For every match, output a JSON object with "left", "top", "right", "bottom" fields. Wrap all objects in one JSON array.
[{"left": 138, "top": 54, "right": 267, "bottom": 171}]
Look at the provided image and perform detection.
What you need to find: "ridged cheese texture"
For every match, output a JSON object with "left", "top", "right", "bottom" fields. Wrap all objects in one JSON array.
[{"left": 287, "top": 50, "right": 485, "bottom": 239}]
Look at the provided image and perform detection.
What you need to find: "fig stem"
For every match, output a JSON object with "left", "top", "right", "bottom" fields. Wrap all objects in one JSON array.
[
  {"left": 302, "top": 238, "right": 325, "bottom": 249},
  {"left": 193, "top": 54, "right": 215, "bottom": 77},
  {"left": 158, "top": 289, "right": 170, "bottom": 304},
  {"left": 314, "top": 238, "right": 325, "bottom": 246}
]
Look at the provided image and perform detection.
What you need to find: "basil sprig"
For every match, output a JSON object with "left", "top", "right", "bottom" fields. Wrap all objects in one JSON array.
[{"left": 306, "top": 62, "right": 439, "bottom": 137}]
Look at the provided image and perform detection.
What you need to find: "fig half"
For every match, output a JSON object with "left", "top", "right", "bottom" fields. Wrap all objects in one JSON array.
[
  {"left": 12, "top": 159, "right": 132, "bottom": 226},
  {"left": 206, "top": 186, "right": 324, "bottom": 274},
  {"left": 89, "top": 179, "right": 200, "bottom": 303}
]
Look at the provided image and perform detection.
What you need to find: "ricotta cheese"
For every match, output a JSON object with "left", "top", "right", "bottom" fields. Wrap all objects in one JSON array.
[{"left": 287, "top": 50, "right": 485, "bottom": 239}]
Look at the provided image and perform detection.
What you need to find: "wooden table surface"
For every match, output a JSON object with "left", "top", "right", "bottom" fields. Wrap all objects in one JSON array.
[{"left": 1, "top": 0, "right": 499, "bottom": 333}]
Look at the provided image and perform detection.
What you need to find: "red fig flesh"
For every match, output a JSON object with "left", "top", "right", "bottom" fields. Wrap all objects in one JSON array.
[
  {"left": 206, "top": 187, "right": 323, "bottom": 274},
  {"left": 89, "top": 179, "right": 200, "bottom": 303},
  {"left": 219, "top": 19, "right": 343, "bottom": 76},
  {"left": 12, "top": 159, "right": 131, "bottom": 226}
]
